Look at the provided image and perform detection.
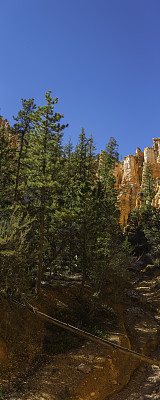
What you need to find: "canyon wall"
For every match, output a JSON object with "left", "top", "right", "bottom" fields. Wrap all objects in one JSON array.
[
  {"left": 0, "top": 115, "right": 10, "bottom": 131},
  {"left": 113, "top": 139, "right": 160, "bottom": 226},
  {"left": 0, "top": 116, "right": 17, "bottom": 147}
]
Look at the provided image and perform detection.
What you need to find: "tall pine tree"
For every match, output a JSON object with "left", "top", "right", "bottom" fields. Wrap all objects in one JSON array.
[
  {"left": 26, "top": 91, "right": 68, "bottom": 294},
  {"left": 12, "top": 98, "right": 37, "bottom": 203}
]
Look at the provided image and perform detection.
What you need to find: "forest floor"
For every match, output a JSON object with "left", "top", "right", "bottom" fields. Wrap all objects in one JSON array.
[{"left": 0, "top": 268, "right": 160, "bottom": 399}]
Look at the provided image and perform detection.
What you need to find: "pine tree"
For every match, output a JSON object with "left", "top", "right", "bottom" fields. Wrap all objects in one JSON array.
[
  {"left": 99, "top": 137, "right": 119, "bottom": 206},
  {"left": 26, "top": 91, "right": 68, "bottom": 294},
  {"left": 141, "top": 163, "right": 156, "bottom": 209},
  {"left": 50, "top": 139, "right": 76, "bottom": 275},
  {"left": 127, "top": 165, "right": 158, "bottom": 264},
  {"left": 90, "top": 137, "right": 127, "bottom": 290},
  {"left": 12, "top": 98, "right": 37, "bottom": 203},
  {"left": 0, "top": 120, "right": 16, "bottom": 215},
  {"left": 0, "top": 207, "right": 34, "bottom": 291},
  {"left": 72, "top": 129, "right": 97, "bottom": 290}
]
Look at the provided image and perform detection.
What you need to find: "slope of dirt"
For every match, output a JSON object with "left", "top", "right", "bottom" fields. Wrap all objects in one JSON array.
[
  {"left": 109, "top": 276, "right": 160, "bottom": 400},
  {"left": 0, "top": 276, "right": 160, "bottom": 399}
]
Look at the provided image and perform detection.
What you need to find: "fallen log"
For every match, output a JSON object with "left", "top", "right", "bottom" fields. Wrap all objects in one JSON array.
[{"left": 13, "top": 298, "right": 160, "bottom": 367}]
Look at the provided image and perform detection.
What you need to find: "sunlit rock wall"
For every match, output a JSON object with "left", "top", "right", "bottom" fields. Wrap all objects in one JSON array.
[
  {"left": 0, "top": 115, "right": 10, "bottom": 130},
  {"left": 0, "top": 116, "right": 17, "bottom": 147},
  {"left": 113, "top": 138, "right": 160, "bottom": 227}
]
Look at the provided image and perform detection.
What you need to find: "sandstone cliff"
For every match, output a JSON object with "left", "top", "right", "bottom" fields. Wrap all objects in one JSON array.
[
  {"left": 113, "top": 138, "right": 160, "bottom": 226},
  {"left": 0, "top": 115, "right": 17, "bottom": 147},
  {"left": 0, "top": 115, "right": 10, "bottom": 131}
]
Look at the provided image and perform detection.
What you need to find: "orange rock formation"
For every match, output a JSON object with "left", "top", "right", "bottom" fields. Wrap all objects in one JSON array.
[
  {"left": 0, "top": 115, "right": 17, "bottom": 147},
  {"left": 113, "top": 138, "right": 160, "bottom": 226}
]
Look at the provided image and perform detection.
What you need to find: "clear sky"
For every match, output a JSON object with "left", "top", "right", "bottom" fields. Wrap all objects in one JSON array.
[{"left": 1, "top": 0, "right": 160, "bottom": 159}]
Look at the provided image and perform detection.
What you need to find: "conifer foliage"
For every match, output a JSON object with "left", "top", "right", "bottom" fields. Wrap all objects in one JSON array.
[{"left": 0, "top": 93, "right": 128, "bottom": 295}]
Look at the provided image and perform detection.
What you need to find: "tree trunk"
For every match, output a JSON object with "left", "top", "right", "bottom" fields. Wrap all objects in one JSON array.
[
  {"left": 36, "top": 187, "right": 45, "bottom": 295},
  {"left": 14, "top": 132, "right": 25, "bottom": 202},
  {"left": 80, "top": 200, "right": 87, "bottom": 295}
]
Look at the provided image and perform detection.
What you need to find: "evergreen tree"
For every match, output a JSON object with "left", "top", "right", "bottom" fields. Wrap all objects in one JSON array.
[
  {"left": 73, "top": 129, "right": 97, "bottom": 290},
  {"left": 0, "top": 207, "right": 34, "bottom": 291},
  {"left": 126, "top": 165, "right": 158, "bottom": 264},
  {"left": 50, "top": 140, "right": 76, "bottom": 274},
  {"left": 140, "top": 163, "right": 156, "bottom": 260},
  {"left": 125, "top": 207, "right": 147, "bottom": 257},
  {"left": 26, "top": 91, "right": 68, "bottom": 294},
  {"left": 147, "top": 209, "right": 160, "bottom": 265},
  {"left": 105, "top": 136, "right": 119, "bottom": 166},
  {"left": 90, "top": 137, "right": 127, "bottom": 290},
  {"left": 41, "top": 140, "right": 77, "bottom": 278},
  {"left": 0, "top": 98, "right": 130, "bottom": 295},
  {"left": 12, "top": 98, "right": 37, "bottom": 203},
  {"left": 0, "top": 121, "right": 16, "bottom": 215},
  {"left": 141, "top": 163, "right": 156, "bottom": 210}
]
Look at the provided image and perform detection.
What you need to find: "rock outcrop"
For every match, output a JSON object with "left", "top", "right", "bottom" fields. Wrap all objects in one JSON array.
[
  {"left": 0, "top": 115, "right": 10, "bottom": 130},
  {"left": 113, "top": 138, "right": 160, "bottom": 226},
  {"left": 0, "top": 115, "right": 17, "bottom": 148}
]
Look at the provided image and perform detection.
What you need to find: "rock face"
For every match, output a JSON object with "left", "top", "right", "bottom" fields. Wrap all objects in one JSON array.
[
  {"left": 0, "top": 115, "right": 17, "bottom": 147},
  {"left": 0, "top": 115, "right": 10, "bottom": 130},
  {"left": 113, "top": 138, "right": 160, "bottom": 226}
]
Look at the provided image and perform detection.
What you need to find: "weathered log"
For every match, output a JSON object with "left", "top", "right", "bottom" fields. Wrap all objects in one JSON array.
[{"left": 13, "top": 299, "right": 160, "bottom": 367}]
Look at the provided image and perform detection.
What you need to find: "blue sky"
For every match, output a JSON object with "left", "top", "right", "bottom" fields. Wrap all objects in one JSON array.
[{"left": 1, "top": 0, "right": 160, "bottom": 159}]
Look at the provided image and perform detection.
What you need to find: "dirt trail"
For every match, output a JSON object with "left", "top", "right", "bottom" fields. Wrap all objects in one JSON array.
[
  {"left": 109, "top": 278, "right": 160, "bottom": 400},
  {"left": 1, "top": 277, "right": 160, "bottom": 399},
  {"left": 22, "top": 279, "right": 160, "bottom": 400}
]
